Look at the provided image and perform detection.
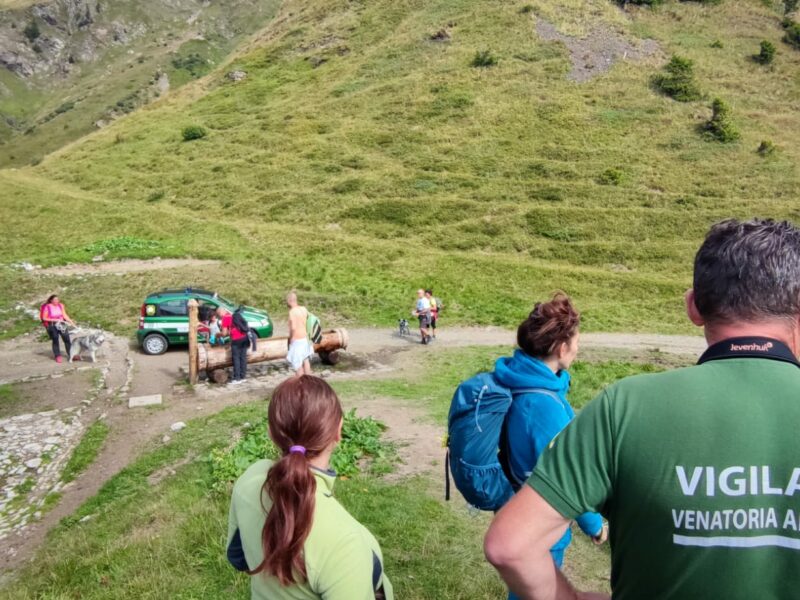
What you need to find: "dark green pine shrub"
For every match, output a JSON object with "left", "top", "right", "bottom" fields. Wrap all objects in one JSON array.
[
  {"left": 653, "top": 55, "right": 702, "bottom": 101},
  {"left": 181, "top": 125, "right": 207, "bottom": 141},
  {"left": 23, "top": 20, "right": 40, "bottom": 42},
  {"left": 784, "top": 21, "right": 800, "bottom": 49},
  {"left": 757, "top": 140, "right": 776, "bottom": 156},
  {"left": 703, "top": 98, "right": 739, "bottom": 143},
  {"left": 754, "top": 40, "right": 776, "bottom": 64}
]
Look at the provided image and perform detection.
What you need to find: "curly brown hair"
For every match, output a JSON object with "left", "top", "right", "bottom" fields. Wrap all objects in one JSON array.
[{"left": 517, "top": 292, "right": 580, "bottom": 358}]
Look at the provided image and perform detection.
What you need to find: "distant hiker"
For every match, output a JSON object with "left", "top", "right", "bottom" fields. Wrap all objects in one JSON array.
[
  {"left": 425, "top": 289, "right": 442, "bottom": 339},
  {"left": 227, "top": 375, "right": 394, "bottom": 600},
  {"left": 40, "top": 294, "right": 75, "bottom": 363},
  {"left": 485, "top": 219, "right": 800, "bottom": 599},
  {"left": 286, "top": 291, "right": 313, "bottom": 376},
  {"left": 413, "top": 289, "right": 432, "bottom": 344}
]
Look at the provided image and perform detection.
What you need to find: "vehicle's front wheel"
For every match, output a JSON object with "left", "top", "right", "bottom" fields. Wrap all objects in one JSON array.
[{"left": 142, "top": 333, "right": 169, "bottom": 355}]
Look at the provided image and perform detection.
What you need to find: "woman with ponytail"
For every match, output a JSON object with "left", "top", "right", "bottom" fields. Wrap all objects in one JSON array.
[
  {"left": 226, "top": 375, "right": 393, "bottom": 600},
  {"left": 493, "top": 293, "right": 607, "bottom": 598}
]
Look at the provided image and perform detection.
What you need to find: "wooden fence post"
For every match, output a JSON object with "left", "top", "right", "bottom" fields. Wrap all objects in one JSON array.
[{"left": 188, "top": 299, "right": 199, "bottom": 385}]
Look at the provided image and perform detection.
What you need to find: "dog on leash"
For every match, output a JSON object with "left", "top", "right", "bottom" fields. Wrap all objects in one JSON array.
[
  {"left": 398, "top": 319, "right": 411, "bottom": 337},
  {"left": 69, "top": 331, "right": 106, "bottom": 363}
]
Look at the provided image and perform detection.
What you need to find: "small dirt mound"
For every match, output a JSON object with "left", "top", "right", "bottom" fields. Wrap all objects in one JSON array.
[{"left": 536, "top": 18, "right": 660, "bottom": 82}]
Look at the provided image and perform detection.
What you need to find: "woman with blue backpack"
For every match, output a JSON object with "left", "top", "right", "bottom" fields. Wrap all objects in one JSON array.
[
  {"left": 495, "top": 294, "right": 607, "bottom": 578},
  {"left": 445, "top": 293, "right": 607, "bottom": 598}
]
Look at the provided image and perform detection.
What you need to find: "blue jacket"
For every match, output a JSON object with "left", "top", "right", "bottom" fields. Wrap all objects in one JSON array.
[{"left": 494, "top": 350, "right": 603, "bottom": 557}]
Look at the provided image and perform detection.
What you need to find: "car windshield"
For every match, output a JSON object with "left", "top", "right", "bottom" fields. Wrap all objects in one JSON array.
[{"left": 213, "top": 294, "right": 236, "bottom": 310}]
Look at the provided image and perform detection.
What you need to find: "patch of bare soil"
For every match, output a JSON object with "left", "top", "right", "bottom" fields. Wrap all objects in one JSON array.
[
  {"left": 34, "top": 258, "right": 221, "bottom": 277},
  {"left": 536, "top": 18, "right": 660, "bottom": 82},
  {"left": 0, "top": 371, "right": 93, "bottom": 419},
  {"left": 344, "top": 396, "right": 445, "bottom": 481}
]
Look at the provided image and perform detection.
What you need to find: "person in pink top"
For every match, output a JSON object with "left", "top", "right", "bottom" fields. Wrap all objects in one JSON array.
[{"left": 41, "top": 294, "right": 76, "bottom": 363}]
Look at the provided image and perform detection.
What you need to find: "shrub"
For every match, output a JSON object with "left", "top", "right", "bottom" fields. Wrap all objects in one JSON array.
[
  {"left": 754, "top": 40, "right": 776, "bottom": 64},
  {"left": 702, "top": 98, "right": 739, "bottom": 143},
  {"left": 616, "top": 0, "right": 664, "bottom": 5},
  {"left": 710, "top": 39, "right": 724, "bottom": 49},
  {"left": 471, "top": 50, "right": 497, "bottom": 68},
  {"left": 520, "top": 4, "right": 534, "bottom": 13},
  {"left": 209, "top": 410, "right": 392, "bottom": 493},
  {"left": 653, "top": 55, "right": 702, "bottom": 102},
  {"left": 598, "top": 168, "right": 624, "bottom": 186},
  {"left": 786, "top": 0, "right": 799, "bottom": 15},
  {"left": 146, "top": 190, "right": 165, "bottom": 202},
  {"left": 23, "top": 20, "right": 40, "bottom": 42},
  {"left": 784, "top": 21, "right": 800, "bottom": 49},
  {"left": 181, "top": 125, "right": 207, "bottom": 141},
  {"left": 757, "top": 140, "right": 776, "bottom": 156}
]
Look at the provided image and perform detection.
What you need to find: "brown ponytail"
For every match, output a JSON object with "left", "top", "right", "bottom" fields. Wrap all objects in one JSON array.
[
  {"left": 249, "top": 375, "right": 343, "bottom": 585},
  {"left": 517, "top": 292, "right": 580, "bottom": 358}
]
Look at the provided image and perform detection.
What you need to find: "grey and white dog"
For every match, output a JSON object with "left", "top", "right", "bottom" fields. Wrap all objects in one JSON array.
[{"left": 68, "top": 330, "right": 106, "bottom": 363}]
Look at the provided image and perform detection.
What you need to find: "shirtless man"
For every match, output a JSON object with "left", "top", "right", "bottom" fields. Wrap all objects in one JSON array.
[{"left": 286, "top": 291, "right": 313, "bottom": 376}]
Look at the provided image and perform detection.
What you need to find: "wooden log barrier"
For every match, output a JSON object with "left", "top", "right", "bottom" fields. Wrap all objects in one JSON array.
[{"left": 196, "top": 329, "right": 349, "bottom": 375}]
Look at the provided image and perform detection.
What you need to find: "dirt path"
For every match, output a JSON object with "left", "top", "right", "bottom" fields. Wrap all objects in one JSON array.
[
  {"left": 33, "top": 258, "right": 221, "bottom": 277},
  {"left": 0, "top": 325, "right": 706, "bottom": 572}
]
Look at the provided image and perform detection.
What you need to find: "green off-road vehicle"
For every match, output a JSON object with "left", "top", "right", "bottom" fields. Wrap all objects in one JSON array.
[{"left": 137, "top": 288, "right": 273, "bottom": 355}]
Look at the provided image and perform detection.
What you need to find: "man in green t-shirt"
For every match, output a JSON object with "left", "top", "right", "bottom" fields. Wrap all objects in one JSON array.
[{"left": 485, "top": 219, "right": 800, "bottom": 600}]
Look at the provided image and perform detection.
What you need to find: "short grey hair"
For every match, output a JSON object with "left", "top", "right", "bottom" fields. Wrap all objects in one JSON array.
[{"left": 694, "top": 219, "right": 800, "bottom": 323}]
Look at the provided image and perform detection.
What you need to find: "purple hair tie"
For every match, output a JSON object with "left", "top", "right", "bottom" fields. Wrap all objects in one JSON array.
[{"left": 289, "top": 445, "right": 306, "bottom": 455}]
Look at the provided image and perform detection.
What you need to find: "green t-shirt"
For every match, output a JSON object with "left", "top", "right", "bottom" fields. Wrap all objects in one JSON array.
[
  {"left": 228, "top": 459, "right": 393, "bottom": 600},
  {"left": 529, "top": 338, "right": 800, "bottom": 599}
]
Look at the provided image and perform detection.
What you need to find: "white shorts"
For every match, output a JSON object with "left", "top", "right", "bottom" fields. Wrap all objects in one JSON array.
[{"left": 287, "top": 338, "right": 313, "bottom": 371}]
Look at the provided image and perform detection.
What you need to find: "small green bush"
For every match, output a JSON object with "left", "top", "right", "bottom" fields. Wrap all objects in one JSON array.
[
  {"left": 519, "top": 4, "right": 534, "bottom": 13},
  {"left": 209, "top": 410, "right": 392, "bottom": 493},
  {"left": 598, "top": 168, "right": 624, "bottom": 186},
  {"left": 784, "top": 21, "right": 800, "bottom": 49},
  {"left": 181, "top": 125, "right": 207, "bottom": 141},
  {"left": 702, "top": 98, "right": 739, "bottom": 143},
  {"left": 710, "top": 39, "right": 724, "bottom": 49},
  {"left": 754, "top": 40, "right": 776, "bottom": 64},
  {"left": 653, "top": 55, "right": 702, "bottom": 102},
  {"left": 785, "top": 0, "right": 799, "bottom": 15},
  {"left": 23, "top": 20, "right": 40, "bottom": 42},
  {"left": 146, "top": 190, "right": 165, "bottom": 202},
  {"left": 757, "top": 140, "right": 776, "bottom": 156},
  {"left": 616, "top": 0, "right": 664, "bottom": 5},
  {"left": 471, "top": 50, "right": 497, "bottom": 68}
]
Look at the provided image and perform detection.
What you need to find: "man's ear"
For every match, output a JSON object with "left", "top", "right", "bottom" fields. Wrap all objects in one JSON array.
[{"left": 685, "top": 289, "right": 705, "bottom": 327}]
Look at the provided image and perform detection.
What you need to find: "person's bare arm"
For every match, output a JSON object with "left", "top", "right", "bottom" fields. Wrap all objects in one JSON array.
[
  {"left": 484, "top": 486, "right": 609, "bottom": 600},
  {"left": 62, "top": 306, "right": 76, "bottom": 326}
]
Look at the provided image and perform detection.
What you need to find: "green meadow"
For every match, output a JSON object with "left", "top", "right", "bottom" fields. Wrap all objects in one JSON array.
[
  {"left": 0, "top": 346, "right": 666, "bottom": 599},
  {"left": 2, "top": 0, "right": 799, "bottom": 338}
]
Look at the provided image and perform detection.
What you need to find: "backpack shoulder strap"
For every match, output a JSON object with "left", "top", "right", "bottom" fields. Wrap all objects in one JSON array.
[{"left": 511, "top": 387, "right": 560, "bottom": 400}]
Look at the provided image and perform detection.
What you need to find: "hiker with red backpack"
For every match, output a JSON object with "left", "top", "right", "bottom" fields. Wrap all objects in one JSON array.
[
  {"left": 40, "top": 294, "right": 76, "bottom": 363},
  {"left": 446, "top": 293, "right": 605, "bottom": 599}
]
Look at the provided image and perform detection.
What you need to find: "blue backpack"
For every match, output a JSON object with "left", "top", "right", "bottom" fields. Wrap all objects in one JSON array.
[{"left": 446, "top": 371, "right": 556, "bottom": 511}]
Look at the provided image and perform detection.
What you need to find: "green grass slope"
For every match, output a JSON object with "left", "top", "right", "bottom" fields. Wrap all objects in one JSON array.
[{"left": 3, "top": 0, "right": 800, "bottom": 334}]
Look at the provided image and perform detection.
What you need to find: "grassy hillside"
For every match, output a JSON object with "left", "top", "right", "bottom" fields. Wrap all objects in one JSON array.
[
  {"left": 2, "top": 0, "right": 800, "bottom": 335},
  {"left": 0, "top": 0, "right": 281, "bottom": 167}
]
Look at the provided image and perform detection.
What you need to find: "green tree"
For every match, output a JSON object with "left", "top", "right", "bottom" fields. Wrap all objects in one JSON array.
[
  {"left": 653, "top": 55, "right": 702, "bottom": 102},
  {"left": 754, "top": 40, "right": 776, "bottom": 64},
  {"left": 703, "top": 98, "right": 739, "bottom": 143}
]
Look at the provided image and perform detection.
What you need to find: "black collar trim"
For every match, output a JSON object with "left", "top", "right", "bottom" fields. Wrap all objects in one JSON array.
[{"left": 698, "top": 337, "right": 800, "bottom": 368}]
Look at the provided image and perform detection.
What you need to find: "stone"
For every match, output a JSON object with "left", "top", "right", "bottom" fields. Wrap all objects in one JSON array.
[
  {"left": 169, "top": 422, "right": 186, "bottom": 432},
  {"left": 128, "top": 394, "right": 162, "bottom": 408},
  {"left": 161, "top": 435, "right": 171, "bottom": 443},
  {"left": 227, "top": 70, "right": 247, "bottom": 81},
  {"left": 25, "top": 458, "right": 42, "bottom": 470}
]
